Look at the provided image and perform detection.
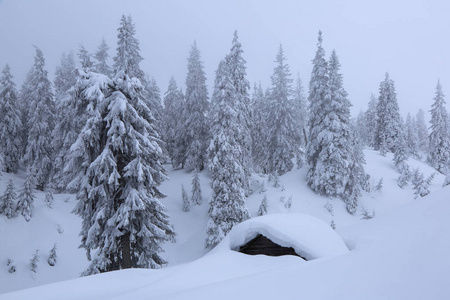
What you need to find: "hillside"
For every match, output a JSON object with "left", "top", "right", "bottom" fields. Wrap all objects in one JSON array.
[{"left": 0, "top": 149, "right": 448, "bottom": 299}]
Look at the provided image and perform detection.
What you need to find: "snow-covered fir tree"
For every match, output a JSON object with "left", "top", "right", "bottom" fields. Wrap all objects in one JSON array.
[
  {"left": 397, "top": 164, "right": 412, "bottom": 188},
  {"left": 307, "top": 44, "right": 352, "bottom": 198},
  {"left": 45, "top": 190, "right": 54, "bottom": 209},
  {"left": 73, "top": 70, "right": 175, "bottom": 272},
  {"left": 18, "top": 68, "right": 34, "bottom": 155},
  {"left": 405, "top": 113, "right": 419, "bottom": 158},
  {"left": 191, "top": 170, "right": 202, "bottom": 206},
  {"left": 30, "top": 250, "right": 39, "bottom": 273},
  {"left": 113, "top": 15, "right": 145, "bottom": 80},
  {"left": 23, "top": 47, "right": 55, "bottom": 190},
  {"left": 393, "top": 121, "right": 409, "bottom": 170},
  {"left": 0, "top": 64, "right": 22, "bottom": 173},
  {"left": 257, "top": 194, "right": 268, "bottom": 216},
  {"left": 343, "top": 127, "right": 366, "bottom": 214},
  {"left": 182, "top": 41, "right": 210, "bottom": 172},
  {"left": 78, "top": 44, "right": 93, "bottom": 70},
  {"left": 0, "top": 179, "right": 17, "bottom": 218},
  {"left": 250, "top": 82, "right": 268, "bottom": 172},
  {"left": 206, "top": 59, "right": 250, "bottom": 247},
  {"left": 16, "top": 173, "right": 36, "bottom": 222},
  {"left": 412, "top": 168, "right": 434, "bottom": 199},
  {"left": 53, "top": 52, "right": 77, "bottom": 103},
  {"left": 144, "top": 76, "right": 163, "bottom": 131},
  {"left": 265, "top": 45, "right": 298, "bottom": 175},
  {"left": 162, "top": 77, "right": 184, "bottom": 164},
  {"left": 52, "top": 70, "right": 110, "bottom": 192},
  {"left": 47, "top": 244, "right": 57, "bottom": 266},
  {"left": 93, "top": 38, "right": 113, "bottom": 77},
  {"left": 355, "top": 111, "right": 367, "bottom": 145},
  {"left": 364, "top": 94, "right": 378, "bottom": 147},
  {"left": 72, "top": 17, "right": 174, "bottom": 273},
  {"left": 181, "top": 185, "right": 190, "bottom": 212},
  {"left": 307, "top": 31, "right": 330, "bottom": 193},
  {"left": 428, "top": 80, "right": 450, "bottom": 174},
  {"left": 416, "top": 109, "right": 429, "bottom": 153},
  {"left": 224, "top": 31, "right": 252, "bottom": 195},
  {"left": 375, "top": 73, "right": 402, "bottom": 154},
  {"left": 50, "top": 52, "right": 78, "bottom": 191},
  {"left": 293, "top": 72, "right": 308, "bottom": 148}
]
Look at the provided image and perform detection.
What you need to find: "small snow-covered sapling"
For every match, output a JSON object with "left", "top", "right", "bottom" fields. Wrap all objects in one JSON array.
[
  {"left": 57, "top": 224, "right": 64, "bottom": 234},
  {"left": 361, "top": 207, "right": 376, "bottom": 220},
  {"left": 191, "top": 171, "right": 202, "bottom": 206},
  {"left": 285, "top": 196, "right": 292, "bottom": 209},
  {"left": 181, "top": 185, "right": 190, "bottom": 212},
  {"left": 7, "top": 259, "right": 16, "bottom": 273},
  {"left": 330, "top": 220, "right": 336, "bottom": 230},
  {"left": 376, "top": 178, "right": 383, "bottom": 192},
  {"left": 48, "top": 244, "right": 57, "bottom": 266},
  {"left": 30, "top": 250, "right": 39, "bottom": 273},
  {"left": 324, "top": 201, "right": 334, "bottom": 216},
  {"left": 45, "top": 191, "right": 54, "bottom": 208},
  {"left": 273, "top": 174, "right": 280, "bottom": 188},
  {"left": 257, "top": 195, "right": 268, "bottom": 216}
]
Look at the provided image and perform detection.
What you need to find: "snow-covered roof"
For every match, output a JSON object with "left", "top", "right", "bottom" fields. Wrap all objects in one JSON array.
[{"left": 212, "top": 213, "right": 349, "bottom": 260}]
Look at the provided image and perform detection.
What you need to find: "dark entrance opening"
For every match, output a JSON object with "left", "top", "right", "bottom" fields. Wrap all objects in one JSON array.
[{"left": 238, "top": 234, "right": 306, "bottom": 260}]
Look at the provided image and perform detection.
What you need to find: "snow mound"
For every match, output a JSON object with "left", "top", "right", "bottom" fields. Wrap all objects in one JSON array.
[{"left": 212, "top": 213, "right": 349, "bottom": 260}]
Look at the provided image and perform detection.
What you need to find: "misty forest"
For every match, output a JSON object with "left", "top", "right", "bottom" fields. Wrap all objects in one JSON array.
[{"left": 1, "top": 13, "right": 450, "bottom": 300}]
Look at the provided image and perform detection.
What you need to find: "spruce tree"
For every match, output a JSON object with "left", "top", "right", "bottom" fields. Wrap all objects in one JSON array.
[
  {"left": 30, "top": 250, "right": 39, "bottom": 273},
  {"left": 393, "top": 121, "right": 409, "bottom": 169},
  {"left": 343, "top": 132, "right": 366, "bottom": 214},
  {"left": 78, "top": 45, "right": 93, "bottom": 70},
  {"left": 416, "top": 109, "right": 429, "bottom": 153},
  {"left": 0, "top": 64, "right": 22, "bottom": 173},
  {"left": 50, "top": 52, "right": 78, "bottom": 191},
  {"left": 113, "top": 15, "right": 145, "bottom": 80},
  {"left": 53, "top": 70, "right": 111, "bottom": 192},
  {"left": 162, "top": 77, "right": 184, "bottom": 164},
  {"left": 144, "top": 77, "right": 163, "bottom": 131},
  {"left": 93, "top": 38, "right": 113, "bottom": 77},
  {"left": 206, "top": 59, "right": 250, "bottom": 247},
  {"left": 191, "top": 170, "right": 202, "bottom": 205},
  {"left": 293, "top": 72, "right": 308, "bottom": 148},
  {"left": 181, "top": 185, "right": 190, "bottom": 212},
  {"left": 307, "top": 44, "right": 352, "bottom": 198},
  {"left": 307, "top": 31, "right": 330, "bottom": 193},
  {"left": 257, "top": 194, "right": 268, "bottom": 216},
  {"left": 182, "top": 41, "right": 210, "bottom": 172},
  {"left": 72, "top": 17, "right": 175, "bottom": 273},
  {"left": 375, "top": 73, "right": 402, "bottom": 154},
  {"left": 16, "top": 173, "right": 36, "bottom": 222},
  {"left": 224, "top": 31, "right": 252, "bottom": 195},
  {"left": 53, "top": 52, "right": 77, "bottom": 104},
  {"left": 265, "top": 45, "right": 298, "bottom": 175},
  {"left": 1, "top": 179, "right": 17, "bottom": 218},
  {"left": 23, "top": 47, "right": 55, "bottom": 190},
  {"left": 48, "top": 244, "right": 57, "bottom": 266},
  {"left": 45, "top": 190, "right": 54, "bottom": 209},
  {"left": 405, "top": 113, "right": 419, "bottom": 158},
  {"left": 364, "top": 94, "right": 378, "bottom": 148},
  {"left": 250, "top": 82, "right": 268, "bottom": 172},
  {"left": 428, "top": 80, "right": 450, "bottom": 174}
]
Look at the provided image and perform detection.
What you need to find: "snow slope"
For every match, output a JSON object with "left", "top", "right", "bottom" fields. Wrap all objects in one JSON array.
[{"left": 0, "top": 150, "right": 448, "bottom": 299}]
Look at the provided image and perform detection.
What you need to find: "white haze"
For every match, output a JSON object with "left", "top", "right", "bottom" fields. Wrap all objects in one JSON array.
[{"left": 0, "top": 0, "right": 449, "bottom": 117}]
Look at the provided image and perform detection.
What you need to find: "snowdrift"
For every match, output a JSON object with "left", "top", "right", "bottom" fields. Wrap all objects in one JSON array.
[
  {"left": 3, "top": 185, "right": 450, "bottom": 300},
  {"left": 212, "top": 213, "right": 349, "bottom": 260}
]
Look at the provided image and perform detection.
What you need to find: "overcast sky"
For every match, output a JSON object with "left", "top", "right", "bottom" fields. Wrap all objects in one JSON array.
[{"left": 1, "top": 0, "right": 449, "bottom": 118}]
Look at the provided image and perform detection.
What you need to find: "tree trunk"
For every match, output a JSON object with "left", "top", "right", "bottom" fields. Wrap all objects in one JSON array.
[{"left": 121, "top": 232, "right": 131, "bottom": 269}]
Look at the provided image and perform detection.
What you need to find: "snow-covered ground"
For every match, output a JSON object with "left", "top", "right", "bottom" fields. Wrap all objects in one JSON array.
[{"left": 1, "top": 149, "right": 449, "bottom": 299}]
